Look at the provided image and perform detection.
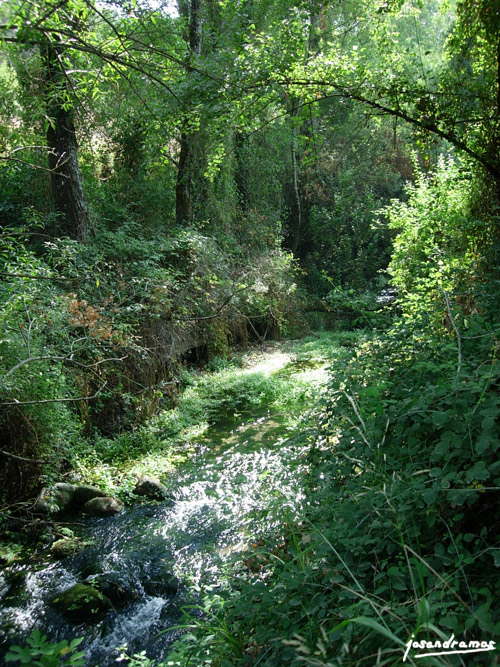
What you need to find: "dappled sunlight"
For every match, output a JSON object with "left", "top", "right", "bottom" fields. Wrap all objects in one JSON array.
[{"left": 242, "top": 351, "right": 292, "bottom": 376}]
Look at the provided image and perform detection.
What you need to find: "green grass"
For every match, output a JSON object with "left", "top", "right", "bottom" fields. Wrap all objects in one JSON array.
[{"left": 70, "top": 332, "right": 346, "bottom": 503}]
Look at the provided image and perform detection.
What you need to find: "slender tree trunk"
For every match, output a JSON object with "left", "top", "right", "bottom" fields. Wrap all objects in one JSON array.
[
  {"left": 234, "top": 132, "right": 250, "bottom": 209},
  {"left": 175, "top": 130, "right": 194, "bottom": 225},
  {"left": 42, "top": 42, "right": 89, "bottom": 241},
  {"left": 285, "top": 4, "right": 325, "bottom": 255},
  {"left": 175, "top": 0, "right": 202, "bottom": 226},
  {"left": 290, "top": 115, "right": 302, "bottom": 255}
]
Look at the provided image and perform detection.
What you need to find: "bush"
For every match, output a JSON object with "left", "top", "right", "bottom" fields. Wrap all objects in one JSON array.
[{"left": 6, "top": 630, "right": 84, "bottom": 666}]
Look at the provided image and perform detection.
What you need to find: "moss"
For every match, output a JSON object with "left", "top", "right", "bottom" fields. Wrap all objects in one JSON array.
[
  {"left": 51, "top": 583, "right": 111, "bottom": 621},
  {"left": 50, "top": 538, "right": 81, "bottom": 559}
]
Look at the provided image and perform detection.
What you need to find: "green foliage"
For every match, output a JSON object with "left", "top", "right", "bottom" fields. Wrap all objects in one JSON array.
[
  {"left": 5, "top": 630, "right": 84, "bottom": 666},
  {"left": 325, "top": 286, "right": 393, "bottom": 329},
  {"left": 158, "top": 163, "right": 500, "bottom": 666},
  {"left": 381, "top": 158, "right": 486, "bottom": 322}
]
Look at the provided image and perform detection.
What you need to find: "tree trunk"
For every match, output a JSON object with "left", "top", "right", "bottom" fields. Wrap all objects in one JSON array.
[
  {"left": 175, "top": 130, "right": 194, "bottom": 225},
  {"left": 175, "top": 0, "right": 202, "bottom": 226},
  {"left": 42, "top": 42, "right": 89, "bottom": 241}
]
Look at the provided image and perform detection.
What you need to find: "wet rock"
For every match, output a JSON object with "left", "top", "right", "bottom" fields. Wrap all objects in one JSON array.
[
  {"left": 141, "top": 558, "right": 179, "bottom": 597},
  {"left": 83, "top": 497, "right": 123, "bottom": 516},
  {"left": 85, "top": 572, "right": 140, "bottom": 606},
  {"left": 51, "top": 583, "right": 111, "bottom": 621},
  {"left": 73, "top": 485, "right": 107, "bottom": 505},
  {"left": 134, "top": 476, "right": 169, "bottom": 501},
  {"left": 33, "top": 483, "right": 107, "bottom": 514},
  {"left": 50, "top": 538, "right": 81, "bottom": 559}
]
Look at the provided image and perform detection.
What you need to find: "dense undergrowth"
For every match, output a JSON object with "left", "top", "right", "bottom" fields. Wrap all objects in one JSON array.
[
  {"left": 4, "top": 159, "right": 500, "bottom": 666},
  {"left": 0, "top": 214, "right": 297, "bottom": 504},
  {"left": 130, "top": 161, "right": 499, "bottom": 667}
]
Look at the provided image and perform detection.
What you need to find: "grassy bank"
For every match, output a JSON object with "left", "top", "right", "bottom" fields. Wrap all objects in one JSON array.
[
  {"left": 69, "top": 333, "right": 349, "bottom": 502},
  {"left": 156, "top": 319, "right": 500, "bottom": 667},
  {"left": 0, "top": 332, "right": 348, "bottom": 567}
]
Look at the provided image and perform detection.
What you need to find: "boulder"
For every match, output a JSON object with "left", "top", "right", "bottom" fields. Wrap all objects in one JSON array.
[
  {"left": 33, "top": 483, "right": 76, "bottom": 514},
  {"left": 83, "top": 497, "right": 123, "bottom": 516},
  {"left": 51, "top": 583, "right": 111, "bottom": 621},
  {"left": 52, "top": 483, "right": 77, "bottom": 511},
  {"left": 73, "top": 485, "right": 107, "bottom": 505},
  {"left": 32, "top": 488, "right": 53, "bottom": 514},
  {"left": 50, "top": 538, "right": 81, "bottom": 559},
  {"left": 85, "top": 572, "right": 140, "bottom": 606},
  {"left": 134, "top": 475, "right": 169, "bottom": 501}
]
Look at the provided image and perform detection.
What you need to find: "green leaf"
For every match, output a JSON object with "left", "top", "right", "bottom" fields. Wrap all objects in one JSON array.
[
  {"left": 349, "top": 616, "right": 406, "bottom": 647},
  {"left": 466, "top": 460, "right": 490, "bottom": 482}
]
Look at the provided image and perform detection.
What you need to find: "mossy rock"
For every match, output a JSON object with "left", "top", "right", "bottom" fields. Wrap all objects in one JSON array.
[
  {"left": 52, "top": 483, "right": 77, "bottom": 511},
  {"left": 33, "top": 483, "right": 76, "bottom": 514},
  {"left": 85, "top": 572, "right": 140, "bottom": 606},
  {"left": 73, "top": 485, "right": 107, "bottom": 505},
  {"left": 50, "top": 538, "right": 81, "bottom": 559},
  {"left": 134, "top": 476, "right": 169, "bottom": 501},
  {"left": 51, "top": 583, "right": 111, "bottom": 621},
  {"left": 83, "top": 497, "right": 123, "bottom": 516}
]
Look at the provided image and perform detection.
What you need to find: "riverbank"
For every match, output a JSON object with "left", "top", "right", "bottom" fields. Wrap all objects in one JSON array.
[{"left": 1, "top": 331, "right": 358, "bottom": 663}]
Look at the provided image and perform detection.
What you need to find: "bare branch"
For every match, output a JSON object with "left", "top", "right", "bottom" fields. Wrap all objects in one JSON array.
[
  {"left": 0, "top": 450, "right": 49, "bottom": 464},
  {"left": 3, "top": 352, "right": 127, "bottom": 378},
  {"left": 0, "top": 272, "right": 74, "bottom": 282},
  {"left": 0, "top": 382, "right": 108, "bottom": 406},
  {"left": 173, "top": 284, "right": 253, "bottom": 321}
]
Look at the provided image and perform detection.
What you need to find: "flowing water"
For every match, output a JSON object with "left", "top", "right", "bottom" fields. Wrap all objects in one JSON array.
[{"left": 0, "top": 350, "right": 328, "bottom": 665}]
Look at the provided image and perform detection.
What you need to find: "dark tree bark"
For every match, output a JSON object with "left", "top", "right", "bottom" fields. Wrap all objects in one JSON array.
[
  {"left": 42, "top": 42, "right": 89, "bottom": 241},
  {"left": 175, "top": 130, "right": 194, "bottom": 225},
  {"left": 175, "top": 0, "right": 203, "bottom": 226}
]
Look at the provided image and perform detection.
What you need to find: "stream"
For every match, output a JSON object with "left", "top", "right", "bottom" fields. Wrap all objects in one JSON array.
[{"left": 0, "top": 350, "right": 327, "bottom": 665}]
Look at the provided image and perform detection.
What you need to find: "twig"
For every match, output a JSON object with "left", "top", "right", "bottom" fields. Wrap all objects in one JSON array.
[
  {"left": 440, "top": 287, "right": 462, "bottom": 380},
  {"left": 174, "top": 285, "right": 253, "bottom": 321},
  {"left": 4, "top": 353, "right": 127, "bottom": 378},
  {"left": 0, "top": 450, "right": 49, "bottom": 464},
  {"left": 0, "top": 272, "right": 74, "bottom": 281}
]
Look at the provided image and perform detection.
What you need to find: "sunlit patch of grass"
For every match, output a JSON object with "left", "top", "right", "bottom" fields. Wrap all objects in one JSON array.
[{"left": 72, "top": 332, "right": 357, "bottom": 504}]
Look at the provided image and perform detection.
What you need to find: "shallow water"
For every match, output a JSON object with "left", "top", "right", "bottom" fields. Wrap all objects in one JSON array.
[
  {"left": 0, "top": 409, "right": 309, "bottom": 665},
  {"left": 0, "top": 343, "right": 332, "bottom": 665}
]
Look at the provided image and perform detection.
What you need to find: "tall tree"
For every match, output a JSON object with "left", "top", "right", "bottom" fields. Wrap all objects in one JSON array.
[
  {"left": 42, "top": 37, "right": 89, "bottom": 240},
  {"left": 175, "top": 0, "right": 203, "bottom": 225},
  {"left": 1, "top": 0, "right": 185, "bottom": 236}
]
